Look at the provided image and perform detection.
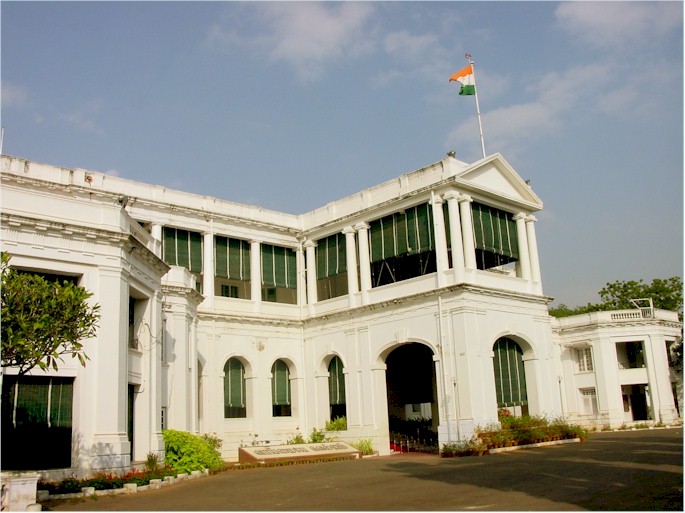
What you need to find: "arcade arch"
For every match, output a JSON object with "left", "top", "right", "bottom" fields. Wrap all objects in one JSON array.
[{"left": 383, "top": 342, "right": 438, "bottom": 445}]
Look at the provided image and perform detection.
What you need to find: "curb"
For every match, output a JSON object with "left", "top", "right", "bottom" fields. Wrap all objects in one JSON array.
[
  {"left": 488, "top": 437, "right": 580, "bottom": 454},
  {"left": 38, "top": 469, "right": 208, "bottom": 503}
]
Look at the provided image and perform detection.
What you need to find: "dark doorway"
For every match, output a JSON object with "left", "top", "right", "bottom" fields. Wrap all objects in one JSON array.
[
  {"left": 128, "top": 384, "right": 135, "bottom": 460},
  {"left": 385, "top": 343, "right": 438, "bottom": 447}
]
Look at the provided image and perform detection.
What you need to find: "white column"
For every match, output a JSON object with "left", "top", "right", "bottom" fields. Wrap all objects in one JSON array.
[
  {"left": 150, "top": 224, "right": 163, "bottom": 259},
  {"left": 513, "top": 214, "right": 531, "bottom": 281},
  {"left": 343, "top": 226, "right": 359, "bottom": 308},
  {"left": 296, "top": 244, "right": 307, "bottom": 307},
  {"left": 430, "top": 193, "right": 449, "bottom": 288},
  {"left": 525, "top": 215, "right": 542, "bottom": 286},
  {"left": 458, "top": 195, "right": 477, "bottom": 270},
  {"left": 304, "top": 240, "right": 318, "bottom": 315},
  {"left": 355, "top": 222, "right": 372, "bottom": 305},
  {"left": 93, "top": 267, "right": 131, "bottom": 470},
  {"left": 444, "top": 191, "right": 464, "bottom": 282},
  {"left": 202, "top": 232, "right": 214, "bottom": 307},
  {"left": 250, "top": 240, "right": 262, "bottom": 309}
]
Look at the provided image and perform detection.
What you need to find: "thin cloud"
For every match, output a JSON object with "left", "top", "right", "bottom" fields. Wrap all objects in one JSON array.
[
  {"left": 447, "top": 63, "right": 613, "bottom": 158},
  {"left": 59, "top": 99, "right": 105, "bottom": 135},
  {"left": 1, "top": 82, "right": 29, "bottom": 109},
  {"left": 555, "top": 1, "right": 682, "bottom": 49},
  {"left": 207, "top": 2, "right": 376, "bottom": 82}
]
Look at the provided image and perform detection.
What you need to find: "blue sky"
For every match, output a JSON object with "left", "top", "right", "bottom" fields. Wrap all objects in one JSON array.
[{"left": 1, "top": 1, "right": 682, "bottom": 308}]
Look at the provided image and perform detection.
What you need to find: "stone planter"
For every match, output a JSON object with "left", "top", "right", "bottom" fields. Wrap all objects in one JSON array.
[{"left": 1, "top": 472, "right": 41, "bottom": 512}]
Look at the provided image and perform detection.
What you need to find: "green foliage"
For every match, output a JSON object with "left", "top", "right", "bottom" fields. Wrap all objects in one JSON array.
[
  {"left": 350, "top": 438, "right": 374, "bottom": 455},
  {"left": 200, "top": 432, "right": 223, "bottom": 451},
  {"left": 163, "top": 429, "right": 224, "bottom": 474},
  {"left": 144, "top": 452, "right": 160, "bottom": 472},
  {"left": 286, "top": 427, "right": 333, "bottom": 444},
  {"left": 549, "top": 277, "right": 683, "bottom": 319},
  {"left": 286, "top": 432, "right": 307, "bottom": 445},
  {"left": 325, "top": 416, "right": 348, "bottom": 431},
  {"left": 1, "top": 252, "right": 100, "bottom": 375}
]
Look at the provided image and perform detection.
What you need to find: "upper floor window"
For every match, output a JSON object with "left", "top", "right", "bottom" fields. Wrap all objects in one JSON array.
[
  {"left": 368, "top": 203, "right": 437, "bottom": 287},
  {"left": 470, "top": 202, "right": 519, "bottom": 271},
  {"left": 261, "top": 244, "right": 297, "bottom": 304},
  {"left": 575, "top": 347, "right": 594, "bottom": 373},
  {"left": 163, "top": 227, "right": 203, "bottom": 273},
  {"left": 316, "top": 233, "right": 348, "bottom": 300},
  {"left": 616, "top": 341, "right": 645, "bottom": 369}
]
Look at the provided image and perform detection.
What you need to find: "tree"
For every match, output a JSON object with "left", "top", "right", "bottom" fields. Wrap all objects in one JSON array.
[
  {"left": 1, "top": 252, "right": 100, "bottom": 376},
  {"left": 549, "top": 277, "right": 683, "bottom": 319}
]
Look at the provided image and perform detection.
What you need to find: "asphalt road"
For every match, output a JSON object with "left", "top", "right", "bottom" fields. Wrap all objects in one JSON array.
[{"left": 44, "top": 428, "right": 683, "bottom": 511}]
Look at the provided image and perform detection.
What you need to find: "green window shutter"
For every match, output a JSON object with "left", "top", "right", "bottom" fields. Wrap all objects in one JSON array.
[
  {"left": 395, "top": 212, "right": 409, "bottom": 255},
  {"left": 381, "top": 216, "right": 396, "bottom": 260},
  {"left": 228, "top": 238, "right": 249, "bottom": 280},
  {"left": 369, "top": 220, "right": 383, "bottom": 263},
  {"left": 262, "top": 244, "right": 275, "bottom": 287},
  {"left": 215, "top": 236, "right": 228, "bottom": 278},
  {"left": 370, "top": 203, "right": 436, "bottom": 263},
  {"left": 176, "top": 230, "right": 190, "bottom": 269},
  {"left": 316, "top": 241, "right": 326, "bottom": 279},
  {"left": 472, "top": 203, "right": 519, "bottom": 260},
  {"left": 493, "top": 338, "right": 527, "bottom": 407},
  {"left": 286, "top": 247, "right": 296, "bottom": 288},
  {"left": 224, "top": 359, "right": 245, "bottom": 409},
  {"left": 326, "top": 235, "right": 338, "bottom": 277},
  {"left": 443, "top": 202, "right": 451, "bottom": 249},
  {"left": 16, "top": 378, "right": 49, "bottom": 427},
  {"left": 337, "top": 234, "right": 347, "bottom": 274},
  {"left": 189, "top": 231, "right": 202, "bottom": 273},
  {"left": 273, "top": 246, "right": 286, "bottom": 288},
  {"left": 328, "top": 356, "right": 346, "bottom": 406},
  {"left": 316, "top": 234, "right": 347, "bottom": 279},
  {"left": 506, "top": 215, "right": 519, "bottom": 260},
  {"left": 163, "top": 227, "right": 177, "bottom": 266},
  {"left": 49, "top": 379, "right": 73, "bottom": 429},
  {"left": 415, "top": 203, "right": 434, "bottom": 254},
  {"left": 271, "top": 360, "right": 291, "bottom": 405}
]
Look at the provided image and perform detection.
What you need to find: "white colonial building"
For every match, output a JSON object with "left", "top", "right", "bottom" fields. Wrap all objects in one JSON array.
[{"left": 1, "top": 152, "right": 681, "bottom": 477}]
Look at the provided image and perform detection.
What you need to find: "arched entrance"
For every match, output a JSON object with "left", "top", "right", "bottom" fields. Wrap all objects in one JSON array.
[{"left": 385, "top": 343, "right": 438, "bottom": 451}]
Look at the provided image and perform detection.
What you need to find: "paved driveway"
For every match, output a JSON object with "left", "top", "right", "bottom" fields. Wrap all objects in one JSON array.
[{"left": 45, "top": 428, "right": 683, "bottom": 511}]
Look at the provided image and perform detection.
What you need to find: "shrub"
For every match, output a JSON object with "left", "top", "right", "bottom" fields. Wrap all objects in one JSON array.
[
  {"left": 351, "top": 438, "right": 374, "bottom": 455},
  {"left": 287, "top": 427, "right": 333, "bottom": 444},
  {"left": 145, "top": 451, "right": 160, "bottom": 472},
  {"left": 325, "top": 416, "right": 348, "bottom": 431},
  {"left": 163, "top": 429, "right": 224, "bottom": 474}
]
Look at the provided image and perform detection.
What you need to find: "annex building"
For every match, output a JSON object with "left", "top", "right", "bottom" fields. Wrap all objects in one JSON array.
[{"left": 1, "top": 152, "right": 681, "bottom": 477}]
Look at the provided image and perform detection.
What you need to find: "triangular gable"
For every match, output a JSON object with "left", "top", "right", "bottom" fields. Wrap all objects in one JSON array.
[{"left": 454, "top": 153, "right": 543, "bottom": 209}]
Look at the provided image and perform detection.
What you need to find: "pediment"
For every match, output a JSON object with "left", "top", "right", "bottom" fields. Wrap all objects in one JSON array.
[{"left": 454, "top": 153, "right": 542, "bottom": 209}]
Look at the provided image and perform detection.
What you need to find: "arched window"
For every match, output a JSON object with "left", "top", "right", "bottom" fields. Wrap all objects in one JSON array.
[
  {"left": 328, "top": 356, "right": 346, "bottom": 420},
  {"left": 223, "top": 358, "right": 246, "bottom": 418},
  {"left": 271, "top": 359, "right": 291, "bottom": 417},
  {"left": 492, "top": 337, "right": 528, "bottom": 411}
]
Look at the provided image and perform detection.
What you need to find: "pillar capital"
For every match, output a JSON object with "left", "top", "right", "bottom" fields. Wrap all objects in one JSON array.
[
  {"left": 442, "top": 190, "right": 461, "bottom": 202},
  {"left": 303, "top": 239, "right": 318, "bottom": 248},
  {"left": 512, "top": 212, "right": 528, "bottom": 222},
  {"left": 430, "top": 193, "right": 444, "bottom": 206},
  {"left": 457, "top": 194, "right": 473, "bottom": 204},
  {"left": 354, "top": 222, "right": 370, "bottom": 231},
  {"left": 342, "top": 225, "right": 356, "bottom": 235},
  {"left": 526, "top": 214, "right": 538, "bottom": 223}
]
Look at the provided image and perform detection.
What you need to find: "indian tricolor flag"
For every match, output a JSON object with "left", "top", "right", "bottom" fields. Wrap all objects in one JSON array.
[{"left": 449, "top": 64, "right": 475, "bottom": 95}]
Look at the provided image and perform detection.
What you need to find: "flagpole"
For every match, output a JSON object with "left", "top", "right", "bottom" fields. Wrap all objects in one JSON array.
[{"left": 466, "top": 53, "right": 486, "bottom": 159}]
